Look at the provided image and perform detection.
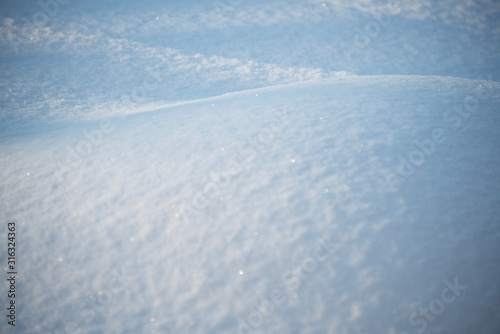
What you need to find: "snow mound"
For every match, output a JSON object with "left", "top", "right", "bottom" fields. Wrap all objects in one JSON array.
[{"left": 1, "top": 75, "right": 499, "bottom": 333}]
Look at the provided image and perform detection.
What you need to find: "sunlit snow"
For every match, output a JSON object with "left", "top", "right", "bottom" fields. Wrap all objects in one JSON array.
[{"left": 1, "top": 0, "right": 499, "bottom": 333}]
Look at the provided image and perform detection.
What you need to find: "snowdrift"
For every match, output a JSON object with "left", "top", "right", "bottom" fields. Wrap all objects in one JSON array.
[{"left": 1, "top": 75, "right": 499, "bottom": 333}]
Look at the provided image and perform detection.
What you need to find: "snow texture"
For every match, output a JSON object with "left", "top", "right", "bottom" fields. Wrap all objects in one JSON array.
[{"left": 0, "top": 0, "right": 499, "bottom": 333}]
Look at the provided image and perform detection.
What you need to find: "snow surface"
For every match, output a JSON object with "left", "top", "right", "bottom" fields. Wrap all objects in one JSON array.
[{"left": 1, "top": 1, "right": 500, "bottom": 334}]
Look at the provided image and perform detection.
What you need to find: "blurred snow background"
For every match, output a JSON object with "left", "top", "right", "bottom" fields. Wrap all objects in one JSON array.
[{"left": 0, "top": 0, "right": 499, "bottom": 333}]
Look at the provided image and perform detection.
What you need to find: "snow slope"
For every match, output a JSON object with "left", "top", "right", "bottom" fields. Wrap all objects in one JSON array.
[
  {"left": 1, "top": 0, "right": 500, "bottom": 123},
  {"left": 1, "top": 75, "right": 500, "bottom": 333},
  {"left": 1, "top": 0, "right": 500, "bottom": 333}
]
